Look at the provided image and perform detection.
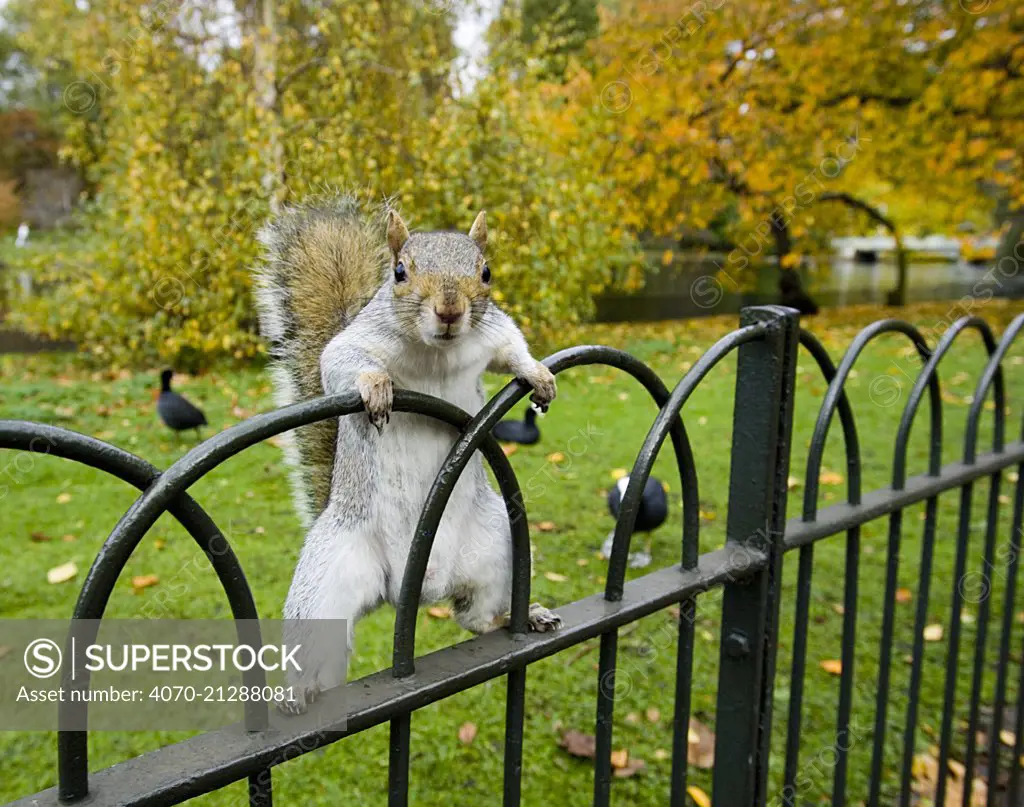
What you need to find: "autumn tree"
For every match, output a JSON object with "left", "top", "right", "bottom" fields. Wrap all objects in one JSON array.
[
  {"left": 546, "top": 0, "right": 1023, "bottom": 304},
  {"left": 5, "top": 0, "right": 635, "bottom": 365}
]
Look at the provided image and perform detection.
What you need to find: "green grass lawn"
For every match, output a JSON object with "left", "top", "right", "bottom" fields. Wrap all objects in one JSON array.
[{"left": 2, "top": 300, "right": 1024, "bottom": 806}]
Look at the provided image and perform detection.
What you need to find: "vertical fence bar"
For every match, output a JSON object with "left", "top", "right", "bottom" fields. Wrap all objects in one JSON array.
[
  {"left": 832, "top": 523, "right": 860, "bottom": 807},
  {"left": 389, "top": 713, "right": 411, "bottom": 807},
  {"left": 782, "top": 545, "right": 814, "bottom": 807},
  {"left": 248, "top": 770, "right": 272, "bottom": 807},
  {"left": 962, "top": 474, "right": 1003, "bottom": 798},
  {"left": 670, "top": 597, "right": 697, "bottom": 807},
  {"left": 593, "top": 632, "right": 619, "bottom": 807},
  {"left": 935, "top": 482, "right": 976, "bottom": 806},
  {"left": 988, "top": 461, "right": 1024, "bottom": 807},
  {"left": 1010, "top": 655, "right": 1024, "bottom": 806},
  {"left": 711, "top": 306, "right": 799, "bottom": 807},
  {"left": 867, "top": 508, "right": 905, "bottom": 807},
  {"left": 898, "top": 495, "right": 940, "bottom": 803},
  {"left": 503, "top": 668, "right": 527, "bottom": 807}
]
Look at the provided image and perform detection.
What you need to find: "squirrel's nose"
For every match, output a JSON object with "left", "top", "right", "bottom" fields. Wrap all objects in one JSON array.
[{"left": 435, "top": 308, "right": 463, "bottom": 326}]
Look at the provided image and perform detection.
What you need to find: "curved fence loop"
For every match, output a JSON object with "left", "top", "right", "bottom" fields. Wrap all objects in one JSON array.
[
  {"left": 0, "top": 420, "right": 263, "bottom": 804},
  {"left": 893, "top": 317, "right": 998, "bottom": 485},
  {"left": 964, "top": 313, "right": 1024, "bottom": 462},
  {"left": 604, "top": 322, "right": 769, "bottom": 600},
  {"left": 0, "top": 421, "right": 257, "bottom": 622},
  {"left": 797, "top": 331, "right": 862, "bottom": 517},
  {"left": 392, "top": 345, "right": 705, "bottom": 678},
  {"left": 804, "top": 320, "right": 935, "bottom": 505}
]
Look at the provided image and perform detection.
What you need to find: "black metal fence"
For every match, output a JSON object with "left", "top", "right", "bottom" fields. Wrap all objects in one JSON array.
[{"left": 3, "top": 304, "right": 1024, "bottom": 806}]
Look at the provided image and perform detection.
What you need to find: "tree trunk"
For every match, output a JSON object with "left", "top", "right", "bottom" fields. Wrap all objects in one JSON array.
[
  {"left": 996, "top": 213, "right": 1023, "bottom": 266},
  {"left": 253, "top": 0, "right": 283, "bottom": 213},
  {"left": 769, "top": 209, "right": 792, "bottom": 265},
  {"left": 770, "top": 209, "right": 819, "bottom": 314},
  {"left": 770, "top": 210, "right": 800, "bottom": 296},
  {"left": 818, "top": 191, "right": 908, "bottom": 306}
]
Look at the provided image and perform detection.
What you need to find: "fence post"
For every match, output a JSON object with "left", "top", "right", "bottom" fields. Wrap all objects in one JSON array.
[{"left": 711, "top": 306, "right": 799, "bottom": 806}]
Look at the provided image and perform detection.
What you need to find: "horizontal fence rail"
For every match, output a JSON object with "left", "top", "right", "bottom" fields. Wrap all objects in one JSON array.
[{"left": 2, "top": 305, "right": 1023, "bottom": 807}]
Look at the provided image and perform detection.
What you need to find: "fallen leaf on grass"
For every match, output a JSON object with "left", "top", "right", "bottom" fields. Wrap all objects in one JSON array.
[
  {"left": 501, "top": 443, "right": 518, "bottom": 457},
  {"left": 687, "top": 785, "right": 711, "bottom": 807},
  {"left": 56, "top": 492, "right": 72, "bottom": 504},
  {"left": 560, "top": 730, "right": 596, "bottom": 759},
  {"left": 609, "top": 749, "right": 628, "bottom": 769},
  {"left": 653, "top": 749, "right": 670, "bottom": 761},
  {"left": 1000, "top": 730, "right": 1016, "bottom": 746},
  {"left": 47, "top": 562, "right": 78, "bottom": 585},
  {"left": 831, "top": 603, "right": 845, "bottom": 616},
  {"left": 62, "top": 534, "right": 76, "bottom": 543},
  {"left": 923, "top": 624, "right": 944, "bottom": 642},
  {"left": 896, "top": 588, "right": 913, "bottom": 604},
  {"left": 535, "top": 521, "right": 556, "bottom": 532},
  {"left": 787, "top": 476, "right": 802, "bottom": 490},
  {"left": 544, "top": 571, "right": 568, "bottom": 583},
  {"left": 427, "top": 606, "right": 451, "bottom": 619},
  {"left": 688, "top": 718, "right": 715, "bottom": 768},
  {"left": 131, "top": 575, "right": 160, "bottom": 593},
  {"left": 30, "top": 531, "right": 52, "bottom": 543},
  {"left": 646, "top": 707, "right": 660, "bottom": 723},
  {"left": 819, "top": 470, "right": 844, "bottom": 486},
  {"left": 547, "top": 452, "right": 566, "bottom": 464},
  {"left": 820, "top": 659, "right": 843, "bottom": 675},
  {"left": 614, "top": 757, "right": 645, "bottom": 778},
  {"left": 154, "top": 539, "right": 167, "bottom": 550},
  {"left": 458, "top": 722, "right": 477, "bottom": 745},
  {"left": 0, "top": 645, "right": 10, "bottom": 660},
  {"left": 610, "top": 468, "right": 628, "bottom": 481},
  {"left": 911, "top": 752, "right": 987, "bottom": 805}
]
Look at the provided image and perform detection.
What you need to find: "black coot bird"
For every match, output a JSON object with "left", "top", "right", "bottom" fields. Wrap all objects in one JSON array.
[
  {"left": 492, "top": 406, "right": 540, "bottom": 445},
  {"left": 157, "top": 369, "right": 207, "bottom": 437},
  {"left": 601, "top": 474, "right": 670, "bottom": 568}
]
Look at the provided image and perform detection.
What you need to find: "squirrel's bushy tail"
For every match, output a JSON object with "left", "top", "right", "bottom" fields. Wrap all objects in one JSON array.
[{"left": 253, "top": 195, "right": 387, "bottom": 526}]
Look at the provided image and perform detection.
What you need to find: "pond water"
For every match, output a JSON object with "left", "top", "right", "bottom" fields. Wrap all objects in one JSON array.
[{"left": 595, "top": 256, "right": 1024, "bottom": 322}]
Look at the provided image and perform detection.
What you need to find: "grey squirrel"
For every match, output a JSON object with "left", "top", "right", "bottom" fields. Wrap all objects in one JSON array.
[{"left": 253, "top": 195, "right": 561, "bottom": 711}]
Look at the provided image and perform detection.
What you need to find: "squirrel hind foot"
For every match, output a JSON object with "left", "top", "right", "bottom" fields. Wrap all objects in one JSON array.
[
  {"left": 527, "top": 603, "right": 562, "bottom": 633},
  {"left": 278, "top": 683, "right": 321, "bottom": 717}
]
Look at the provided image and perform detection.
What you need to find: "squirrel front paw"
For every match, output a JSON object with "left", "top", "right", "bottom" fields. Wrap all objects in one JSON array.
[
  {"left": 356, "top": 370, "right": 393, "bottom": 433},
  {"left": 523, "top": 361, "right": 557, "bottom": 412}
]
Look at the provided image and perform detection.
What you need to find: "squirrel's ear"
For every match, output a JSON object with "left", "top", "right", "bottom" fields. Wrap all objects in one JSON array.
[
  {"left": 468, "top": 210, "right": 487, "bottom": 251},
  {"left": 387, "top": 209, "right": 410, "bottom": 257}
]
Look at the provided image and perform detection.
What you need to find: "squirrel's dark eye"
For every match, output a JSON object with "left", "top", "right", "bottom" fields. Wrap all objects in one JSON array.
[
  {"left": 394, "top": 261, "right": 407, "bottom": 283},
  {"left": 481, "top": 263, "right": 491, "bottom": 283}
]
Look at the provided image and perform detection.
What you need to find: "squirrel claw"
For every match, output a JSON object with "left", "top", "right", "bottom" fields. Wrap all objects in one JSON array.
[
  {"left": 529, "top": 394, "right": 550, "bottom": 414},
  {"left": 357, "top": 370, "right": 393, "bottom": 434},
  {"left": 527, "top": 603, "right": 561, "bottom": 632},
  {"left": 523, "top": 362, "right": 556, "bottom": 413}
]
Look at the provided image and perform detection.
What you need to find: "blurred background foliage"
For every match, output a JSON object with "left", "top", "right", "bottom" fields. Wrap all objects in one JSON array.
[{"left": 0, "top": 0, "right": 1020, "bottom": 366}]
